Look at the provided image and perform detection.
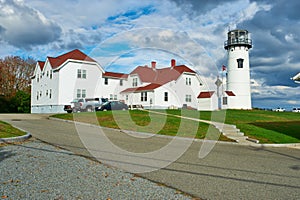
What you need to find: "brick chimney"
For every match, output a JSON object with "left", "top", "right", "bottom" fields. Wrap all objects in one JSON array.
[
  {"left": 171, "top": 59, "right": 176, "bottom": 67},
  {"left": 151, "top": 61, "right": 156, "bottom": 69}
]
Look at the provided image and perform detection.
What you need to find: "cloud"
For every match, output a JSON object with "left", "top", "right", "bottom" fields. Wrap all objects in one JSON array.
[
  {"left": 0, "top": 0, "right": 299, "bottom": 109},
  {"left": 0, "top": 0, "right": 62, "bottom": 49}
]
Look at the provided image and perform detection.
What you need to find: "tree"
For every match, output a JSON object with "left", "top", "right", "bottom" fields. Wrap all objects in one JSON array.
[
  {"left": 0, "top": 56, "right": 35, "bottom": 113},
  {"left": 0, "top": 56, "right": 35, "bottom": 99}
]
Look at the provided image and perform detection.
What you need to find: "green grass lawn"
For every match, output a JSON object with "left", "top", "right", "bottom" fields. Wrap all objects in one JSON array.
[
  {"left": 52, "top": 109, "right": 300, "bottom": 144},
  {"left": 52, "top": 110, "right": 233, "bottom": 142},
  {"left": 165, "top": 109, "right": 300, "bottom": 143},
  {"left": 0, "top": 120, "right": 26, "bottom": 138}
]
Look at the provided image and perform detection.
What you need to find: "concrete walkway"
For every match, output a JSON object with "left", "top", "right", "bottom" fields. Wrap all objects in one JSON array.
[{"left": 145, "top": 109, "right": 257, "bottom": 144}]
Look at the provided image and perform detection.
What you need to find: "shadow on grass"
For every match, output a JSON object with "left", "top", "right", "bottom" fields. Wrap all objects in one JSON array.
[{"left": 250, "top": 121, "right": 300, "bottom": 140}]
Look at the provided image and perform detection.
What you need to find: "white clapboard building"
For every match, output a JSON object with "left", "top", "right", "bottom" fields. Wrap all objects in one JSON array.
[{"left": 31, "top": 50, "right": 210, "bottom": 113}]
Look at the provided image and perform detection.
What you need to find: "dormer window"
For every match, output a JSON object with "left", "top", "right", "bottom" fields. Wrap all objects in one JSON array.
[
  {"left": 186, "top": 77, "right": 191, "bottom": 85},
  {"left": 132, "top": 78, "right": 138, "bottom": 87}
]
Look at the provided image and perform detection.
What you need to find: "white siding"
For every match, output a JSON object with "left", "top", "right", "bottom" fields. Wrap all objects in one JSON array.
[
  {"left": 198, "top": 95, "right": 218, "bottom": 111},
  {"left": 31, "top": 60, "right": 104, "bottom": 113}
]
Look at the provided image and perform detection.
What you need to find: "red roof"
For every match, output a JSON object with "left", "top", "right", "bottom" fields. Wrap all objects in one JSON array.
[
  {"left": 121, "top": 83, "right": 162, "bottom": 93},
  {"left": 130, "top": 65, "right": 196, "bottom": 85},
  {"left": 103, "top": 71, "right": 128, "bottom": 79},
  {"left": 38, "top": 61, "right": 45, "bottom": 71},
  {"left": 225, "top": 91, "right": 236, "bottom": 96},
  {"left": 47, "top": 49, "right": 96, "bottom": 69},
  {"left": 198, "top": 91, "right": 215, "bottom": 98}
]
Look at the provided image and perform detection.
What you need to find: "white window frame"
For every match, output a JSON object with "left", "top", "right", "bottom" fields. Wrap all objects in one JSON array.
[
  {"left": 132, "top": 78, "right": 138, "bottom": 87},
  {"left": 77, "top": 69, "right": 87, "bottom": 79},
  {"left": 186, "top": 77, "right": 191, "bottom": 85},
  {"left": 49, "top": 89, "right": 52, "bottom": 99},
  {"left": 185, "top": 94, "right": 192, "bottom": 102},
  {"left": 141, "top": 92, "right": 147, "bottom": 102},
  {"left": 77, "top": 89, "right": 81, "bottom": 98},
  {"left": 164, "top": 92, "right": 168, "bottom": 102},
  {"left": 82, "top": 89, "right": 86, "bottom": 98},
  {"left": 77, "top": 69, "right": 82, "bottom": 78}
]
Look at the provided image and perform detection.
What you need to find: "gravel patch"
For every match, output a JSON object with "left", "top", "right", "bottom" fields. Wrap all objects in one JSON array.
[{"left": 0, "top": 139, "right": 192, "bottom": 200}]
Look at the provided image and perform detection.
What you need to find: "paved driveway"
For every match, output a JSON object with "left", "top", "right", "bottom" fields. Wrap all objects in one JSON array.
[{"left": 1, "top": 114, "right": 300, "bottom": 200}]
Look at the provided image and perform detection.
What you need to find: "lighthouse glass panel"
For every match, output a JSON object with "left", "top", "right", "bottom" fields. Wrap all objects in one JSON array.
[{"left": 237, "top": 58, "right": 244, "bottom": 68}]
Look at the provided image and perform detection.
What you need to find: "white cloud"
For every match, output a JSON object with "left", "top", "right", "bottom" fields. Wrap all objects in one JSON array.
[{"left": 0, "top": 0, "right": 61, "bottom": 49}]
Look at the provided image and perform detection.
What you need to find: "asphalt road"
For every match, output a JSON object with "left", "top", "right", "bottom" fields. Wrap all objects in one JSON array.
[{"left": 1, "top": 114, "right": 300, "bottom": 200}]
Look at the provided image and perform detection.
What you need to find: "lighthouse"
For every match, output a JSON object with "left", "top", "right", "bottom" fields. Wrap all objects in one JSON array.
[{"left": 224, "top": 29, "right": 252, "bottom": 109}]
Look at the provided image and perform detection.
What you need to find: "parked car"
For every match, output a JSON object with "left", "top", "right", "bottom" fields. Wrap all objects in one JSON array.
[
  {"left": 292, "top": 108, "right": 300, "bottom": 113},
  {"left": 98, "top": 101, "right": 128, "bottom": 111},
  {"left": 64, "top": 98, "right": 108, "bottom": 113},
  {"left": 272, "top": 107, "right": 285, "bottom": 112}
]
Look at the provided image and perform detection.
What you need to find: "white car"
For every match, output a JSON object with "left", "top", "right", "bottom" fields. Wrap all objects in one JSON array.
[
  {"left": 273, "top": 107, "right": 285, "bottom": 112},
  {"left": 292, "top": 108, "right": 300, "bottom": 113}
]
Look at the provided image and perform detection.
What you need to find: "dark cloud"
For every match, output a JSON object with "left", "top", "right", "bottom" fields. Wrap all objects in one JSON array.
[
  {"left": 0, "top": 0, "right": 62, "bottom": 49},
  {"left": 237, "top": 0, "right": 300, "bottom": 88}
]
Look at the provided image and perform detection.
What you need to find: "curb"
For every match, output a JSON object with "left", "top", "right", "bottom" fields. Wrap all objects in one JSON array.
[
  {"left": 0, "top": 132, "right": 32, "bottom": 144},
  {"left": 49, "top": 117, "right": 300, "bottom": 149}
]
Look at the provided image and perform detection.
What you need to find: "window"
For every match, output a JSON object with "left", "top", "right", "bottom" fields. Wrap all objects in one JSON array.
[
  {"left": 185, "top": 94, "right": 191, "bottom": 102},
  {"left": 82, "top": 89, "right": 86, "bottom": 98},
  {"left": 46, "top": 90, "right": 48, "bottom": 96},
  {"left": 82, "top": 70, "right": 86, "bottom": 79},
  {"left": 40, "top": 91, "right": 42, "bottom": 97},
  {"left": 77, "top": 69, "right": 87, "bottom": 79},
  {"left": 77, "top": 89, "right": 86, "bottom": 98},
  {"left": 46, "top": 71, "right": 49, "bottom": 77},
  {"left": 37, "top": 74, "right": 39, "bottom": 82},
  {"left": 132, "top": 78, "right": 138, "bottom": 87},
  {"left": 164, "top": 92, "right": 168, "bottom": 101},
  {"left": 223, "top": 97, "right": 228, "bottom": 105},
  {"left": 77, "top": 89, "right": 81, "bottom": 98},
  {"left": 50, "top": 70, "right": 53, "bottom": 79},
  {"left": 37, "top": 92, "right": 39, "bottom": 100},
  {"left": 77, "top": 69, "right": 82, "bottom": 78},
  {"left": 49, "top": 89, "right": 52, "bottom": 99},
  {"left": 109, "top": 94, "right": 113, "bottom": 100},
  {"left": 186, "top": 77, "right": 191, "bottom": 85},
  {"left": 126, "top": 95, "right": 128, "bottom": 101},
  {"left": 104, "top": 78, "right": 108, "bottom": 85},
  {"left": 141, "top": 92, "right": 147, "bottom": 102},
  {"left": 114, "top": 95, "right": 117, "bottom": 100},
  {"left": 120, "top": 79, "right": 123, "bottom": 86},
  {"left": 237, "top": 58, "right": 244, "bottom": 68}
]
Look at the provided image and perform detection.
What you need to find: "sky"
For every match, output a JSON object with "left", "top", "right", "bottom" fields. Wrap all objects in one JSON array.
[{"left": 0, "top": 0, "right": 299, "bottom": 110}]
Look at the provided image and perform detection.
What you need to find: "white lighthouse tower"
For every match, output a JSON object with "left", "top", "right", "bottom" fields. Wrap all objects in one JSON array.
[{"left": 224, "top": 29, "right": 252, "bottom": 109}]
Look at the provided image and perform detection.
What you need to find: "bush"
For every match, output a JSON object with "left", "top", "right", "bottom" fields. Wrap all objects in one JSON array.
[{"left": 0, "top": 91, "right": 31, "bottom": 113}]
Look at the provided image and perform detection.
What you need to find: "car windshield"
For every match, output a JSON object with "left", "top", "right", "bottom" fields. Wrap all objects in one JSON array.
[{"left": 71, "top": 99, "right": 79, "bottom": 103}]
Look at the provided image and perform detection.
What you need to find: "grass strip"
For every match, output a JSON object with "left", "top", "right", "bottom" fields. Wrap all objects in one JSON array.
[{"left": 0, "top": 120, "right": 26, "bottom": 138}]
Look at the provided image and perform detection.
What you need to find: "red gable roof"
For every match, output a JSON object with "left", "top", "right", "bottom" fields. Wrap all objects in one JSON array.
[
  {"left": 47, "top": 49, "right": 96, "bottom": 69},
  {"left": 103, "top": 71, "right": 128, "bottom": 79},
  {"left": 37, "top": 61, "right": 45, "bottom": 71},
  {"left": 130, "top": 65, "right": 196, "bottom": 85},
  {"left": 121, "top": 83, "right": 162, "bottom": 93},
  {"left": 198, "top": 91, "right": 215, "bottom": 98},
  {"left": 225, "top": 91, "right": 236, "bottom": 96}
]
